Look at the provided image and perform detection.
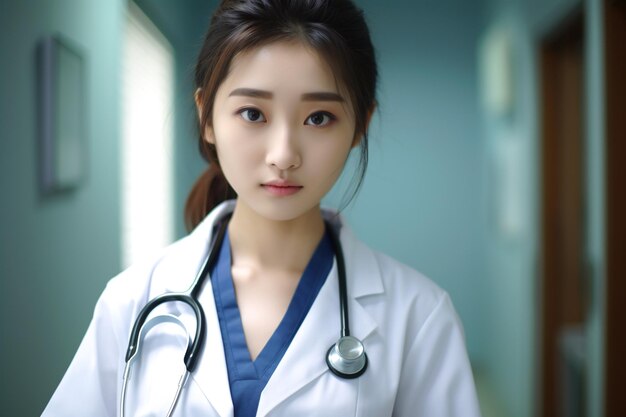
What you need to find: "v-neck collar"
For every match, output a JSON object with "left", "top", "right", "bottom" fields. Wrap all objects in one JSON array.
[{"left": 211, "top": 227, "right": 334, "bottom": 382}]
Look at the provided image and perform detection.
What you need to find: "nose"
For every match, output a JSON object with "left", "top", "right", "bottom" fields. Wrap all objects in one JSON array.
[{"left": 265, "top": 124, "right": 301, "bottom": 171}]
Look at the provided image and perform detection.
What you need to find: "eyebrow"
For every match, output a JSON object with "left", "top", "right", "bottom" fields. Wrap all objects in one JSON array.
[
  {"left": 229, "top": 88, "right": 272, "bottom": 99},
  {"left": 228, "top": 88, "right": 345, "bottom": 102},
  {"left": 301, "top": 91, "right": 345, "bottom": 102}
]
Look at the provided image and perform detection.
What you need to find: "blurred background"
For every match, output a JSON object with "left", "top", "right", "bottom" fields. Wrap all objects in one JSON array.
[{"left": 1, "top": 0, "right": 624, "bottom": 416}]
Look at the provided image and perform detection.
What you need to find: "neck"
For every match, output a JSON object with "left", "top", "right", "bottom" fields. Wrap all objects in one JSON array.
[{"left": 227, "top": 201, "right": 326, "bottom": 272}]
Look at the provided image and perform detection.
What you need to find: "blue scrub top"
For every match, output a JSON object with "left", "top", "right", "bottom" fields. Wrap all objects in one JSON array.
[{"left": 211, "top": 227, "right": 334, "bottom": 417}]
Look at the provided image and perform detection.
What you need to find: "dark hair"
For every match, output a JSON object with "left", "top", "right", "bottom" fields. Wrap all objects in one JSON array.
[{"left": 184, "top": 0, "right": 378, "bottom": 231}]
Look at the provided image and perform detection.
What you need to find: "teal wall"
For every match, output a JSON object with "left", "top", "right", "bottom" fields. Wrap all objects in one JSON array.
[
  {"left": 479, "top": 0, "right": 606, "bottom": 416},
  {"left": 0, "top": 1, "right": 491, "bottom": 414},
  {"left": 135, "top": 0, "right": 490, "bottom": 368},
  {"left": 326, "top": 0, "right": 489, "bottom": 362},
  {"left": 0, "top": 1, "right": 125, "bottom": 415},
  {"left": 143, "top": 0, "right": 492, "bottom": 366},
  {"left": 6, "top": 1, "right": 609, "bottom": 416},
  {"left": 0, "top": 1, "right": 215, "bottom": 414}
]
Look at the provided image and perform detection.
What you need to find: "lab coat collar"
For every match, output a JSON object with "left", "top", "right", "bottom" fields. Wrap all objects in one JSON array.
[
  {"left": 182, "top": 201, "right": 385, "bottom": 416},
  {"left": 189, "top": 200, "right": 385, "bottom": 299}
]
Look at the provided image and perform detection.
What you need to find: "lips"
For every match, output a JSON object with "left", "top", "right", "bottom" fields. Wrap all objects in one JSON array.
[{"left": 261, "top": 180, "right": 303, "bottom": 196}]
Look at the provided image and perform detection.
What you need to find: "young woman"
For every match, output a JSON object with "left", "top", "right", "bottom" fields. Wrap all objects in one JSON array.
[{"left": 44, "top": 1, "right": 481, "bottom": 416}]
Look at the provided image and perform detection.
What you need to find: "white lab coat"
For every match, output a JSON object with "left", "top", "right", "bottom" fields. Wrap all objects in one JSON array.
[{"left": 43, "top": 200, "right": 481, "bottom": 416}]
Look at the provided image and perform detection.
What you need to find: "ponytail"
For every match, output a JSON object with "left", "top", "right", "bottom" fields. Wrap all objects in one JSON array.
[{"left": 184, "top": 163, "right": 236, "bottom": 232}]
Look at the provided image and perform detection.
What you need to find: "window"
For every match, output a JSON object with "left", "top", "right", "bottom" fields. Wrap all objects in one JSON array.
[{"left": 121, "top": 3, "right": 175, "bottom": 267}]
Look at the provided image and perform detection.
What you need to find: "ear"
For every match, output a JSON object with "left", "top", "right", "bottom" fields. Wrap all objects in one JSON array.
[
  {"left": 351, "top": 102, "right": 377, "bottom": 148},
  {"left": 195, "top": 88, "right": 216, "bottom": 144}
]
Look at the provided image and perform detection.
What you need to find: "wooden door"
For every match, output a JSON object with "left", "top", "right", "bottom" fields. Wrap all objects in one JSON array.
[{"left": 539, "top": 9, "right": 587, "bottom": 417}]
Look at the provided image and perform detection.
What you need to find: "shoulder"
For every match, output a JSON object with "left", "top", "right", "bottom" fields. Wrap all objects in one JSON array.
[
  {"left": 339, "top": 225, "right": 460, "bottom": 343},
  {"left": 97, "top": 201, "right": 233, "bottom": 326},
  {"left": 104, "top": 202, "right": 235, "bottom": 300},
  {"left": 341, "top": 224, "right": 446, "bottom": 303},
  {"left": 372, "top": 248, "right": 444, "bottom": 302},
  {"left": 96, "top": 231, "right": 207, "bottom": 320}
]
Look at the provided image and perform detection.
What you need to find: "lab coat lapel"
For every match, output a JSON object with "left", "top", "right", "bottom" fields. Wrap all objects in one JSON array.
[
  {"left": 256, "top": 224, "right": 384, "bottom": 416},
  {"left": 164, "top": 202, "right": 235, "bottom": 417}
]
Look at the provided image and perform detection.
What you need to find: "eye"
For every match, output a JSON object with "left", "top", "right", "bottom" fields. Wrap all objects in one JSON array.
[
  {"left": 238, "top": 108, "right": 266, "bottom": 123},
  {"left": 305, "top": 111, "right": 335, "bottom": 127}
]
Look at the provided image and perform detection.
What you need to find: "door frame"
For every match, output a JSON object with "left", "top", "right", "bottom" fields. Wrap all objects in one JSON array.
[{"left": 603, "top": 0, "right": 626, "bottom": 415}]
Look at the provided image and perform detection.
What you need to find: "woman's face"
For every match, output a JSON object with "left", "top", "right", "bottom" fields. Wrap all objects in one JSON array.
[{"left": 203, "top": 41, "right": 358, "bottom": 222}]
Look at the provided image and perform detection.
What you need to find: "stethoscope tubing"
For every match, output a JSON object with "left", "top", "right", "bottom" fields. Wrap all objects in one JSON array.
[
  {"left": 124, "top": 214, "right": 230, "bottom": 373},
  {"left": 326, "top": 223, "right": 351, "bottom": 338},
  {"left": 121, "top": 212, "right": 367, "bottom": 415},
  {"left": 125, "top": 293, "right": 206, "bottom": 371}
]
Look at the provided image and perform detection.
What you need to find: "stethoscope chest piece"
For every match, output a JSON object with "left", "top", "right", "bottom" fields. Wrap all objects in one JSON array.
[{"left": 326, "top": 335, "right": 368, "bottom": 379}]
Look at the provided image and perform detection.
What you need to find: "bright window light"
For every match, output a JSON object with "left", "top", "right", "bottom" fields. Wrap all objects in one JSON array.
[{"left": 121, "top": 3, "right": 175, "bottom": 268}]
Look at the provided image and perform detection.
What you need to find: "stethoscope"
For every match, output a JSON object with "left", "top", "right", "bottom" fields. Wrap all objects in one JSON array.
[{"left": 120, "top": 213, "right": 368, "bottom": 417}]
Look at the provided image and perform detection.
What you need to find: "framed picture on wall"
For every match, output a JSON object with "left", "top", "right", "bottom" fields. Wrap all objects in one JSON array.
[{"left": 37, "top": 34, "right": 87, "bottom": 194}]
